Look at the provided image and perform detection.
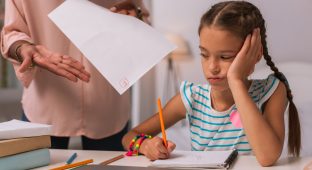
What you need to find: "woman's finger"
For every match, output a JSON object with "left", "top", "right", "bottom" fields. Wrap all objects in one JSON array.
[
  {"left": 30, "top": 46, "right": 90, "bottom": 82},
  {"left": 127, "top": 10, "right": 136, "bottom": 17},
  {"left": 46, "top": 64, "right": 78, "bottom": 82},
  {"left": 58, "top": 63, "right": 90, "bottom": 82},
  {"left": 62, "top": 55, "right": 84, "bottom": 69},
  {"left": 116, "top": 9, "right": 128, "bottom": 15},
  {"left": 111, "top": 0, "right": 136, "bottom": 11},
  {"left": 19, "top": 55, "right": 34, "bottom": 73},
  {"left": 35, "top": 55, "right": 77, "bottom": 82},
  {"left": 61, "top": 56, "right": 91, "bottom": 78}
]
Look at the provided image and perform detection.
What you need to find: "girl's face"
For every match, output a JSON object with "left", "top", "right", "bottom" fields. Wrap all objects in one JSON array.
[{"left": 199, "top": 26, "right": 243, "bottom": 91}]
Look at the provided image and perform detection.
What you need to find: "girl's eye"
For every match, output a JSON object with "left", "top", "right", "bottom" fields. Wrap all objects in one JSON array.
[
  {"left": 200, "top": 53, "right": 209, "bottom": 58},
  {"left": 220, "top": 55, "right": 234, "bottom": 60}
]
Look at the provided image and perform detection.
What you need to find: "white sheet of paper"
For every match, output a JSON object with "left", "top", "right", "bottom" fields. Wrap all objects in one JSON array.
[
  {"left": 151, "top": 150, "right": 234, "bottom": 168},
  {"left": 0, "top": 119, "right": 51, "bottom": 140},
  {"left": 48, "top": 0, "right": 176, "bottom": 94}
]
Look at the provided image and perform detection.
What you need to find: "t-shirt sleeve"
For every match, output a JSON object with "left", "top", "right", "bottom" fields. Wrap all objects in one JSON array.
[
  {"left": 258, "top": 74, "right": 280, "bottom": 107},
  {"left": 180, "top": 81, "right": 195, "bottom": 117}
]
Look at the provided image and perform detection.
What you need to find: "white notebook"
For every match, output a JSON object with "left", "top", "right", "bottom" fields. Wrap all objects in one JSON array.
[
  {"left": 150, "top": 149, "right": 238, "bottom": 169},
  {"left": 0, "top": 119, "right": 51, "bottom": 140}
]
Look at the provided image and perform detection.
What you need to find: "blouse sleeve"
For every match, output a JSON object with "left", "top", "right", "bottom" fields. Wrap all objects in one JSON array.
[{"left": 0, "top": 0, "right": 36, "bottom": 87}]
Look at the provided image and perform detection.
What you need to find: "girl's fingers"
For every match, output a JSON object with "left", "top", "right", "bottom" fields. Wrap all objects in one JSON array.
[
  {"left": 151, "top": 149, "right": 168, "bottom": 160},
  {"left": 147, "top": 137, "right": 171, "bottom": 160},
  {"left": 238, "top": 34, "right": 251, "bottom": 58},
  {"left": 158, "top": 152, "right": 170, "bottom": 159},
  {"left": 167, "top": 141, "right": 176, "bottom": 153},
  {"left": 250, "top": 28, "right": 261, "bottom": 58}
]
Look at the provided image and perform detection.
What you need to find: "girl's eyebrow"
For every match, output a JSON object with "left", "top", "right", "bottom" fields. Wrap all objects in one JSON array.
[
  {"left": 219, "top": 50, "right": 237, "bottom": 53},
  {"left": 199, "top": 46, "right": 236, "bottom": 54},
  {"left": 199, "top": 46, "right": 207, "bottom": 52}
]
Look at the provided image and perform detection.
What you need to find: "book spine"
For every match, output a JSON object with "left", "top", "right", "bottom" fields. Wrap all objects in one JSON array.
[
  {"left": 0, "top": 148, "right": 50, "bottom": 170},
  {"left": 0, "top": 135, "right": 51, "bottom": 157}
]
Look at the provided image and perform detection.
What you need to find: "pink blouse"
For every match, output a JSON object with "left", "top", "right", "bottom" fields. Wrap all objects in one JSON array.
[{"left": 1, "top": 0, "right": 148, "bottom": 138}]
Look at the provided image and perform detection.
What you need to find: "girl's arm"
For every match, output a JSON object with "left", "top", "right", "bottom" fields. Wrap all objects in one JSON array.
[
  {"left": 229, "top": 79, "right": 287, "bottom": 166},
  {"left": 227, "top": 29, "right": 287, "bottom": 166},
  {"left": 122, "top": 93, "right": 186, "bottom": 160}
]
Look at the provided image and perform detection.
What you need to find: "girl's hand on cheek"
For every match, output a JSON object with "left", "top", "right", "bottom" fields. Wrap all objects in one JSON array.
[{"left": 227, "top": 28, "right": 262, "bottom": 83}]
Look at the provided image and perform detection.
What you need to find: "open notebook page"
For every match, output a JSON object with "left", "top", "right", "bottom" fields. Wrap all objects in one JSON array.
[{"left": 151, "top": 150, "right": 236, "bottom": 168}]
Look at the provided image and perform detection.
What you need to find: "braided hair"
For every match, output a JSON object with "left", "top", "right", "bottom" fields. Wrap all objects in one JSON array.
[{"left": 198, "top": 1, "right": 301, "bottom": 156}]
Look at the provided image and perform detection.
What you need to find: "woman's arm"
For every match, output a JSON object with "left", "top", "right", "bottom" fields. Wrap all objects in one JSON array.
[{"left": 122, "top": 93, "right": 186, "bottom": 160}]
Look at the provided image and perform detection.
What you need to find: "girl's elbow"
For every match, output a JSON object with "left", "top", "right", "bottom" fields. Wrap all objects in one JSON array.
[
  {"left": 256, "top": 151, "right": 281, "bottom": 167},
  {"left": 258, "top": 157, "right": 278, "bottom": 167}
]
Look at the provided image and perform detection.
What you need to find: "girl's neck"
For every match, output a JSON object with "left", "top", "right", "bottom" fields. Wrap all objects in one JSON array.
[
  {"left": 211, "top": 79, "right": 251, "bottom": 112},
  {"left": 211, "top": 89, "right": 234, "bottom": 112}
]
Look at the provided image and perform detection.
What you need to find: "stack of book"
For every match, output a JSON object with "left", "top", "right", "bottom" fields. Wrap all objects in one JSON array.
[{"left": 0, "top": 119, "right": 52, "bottom": 170}]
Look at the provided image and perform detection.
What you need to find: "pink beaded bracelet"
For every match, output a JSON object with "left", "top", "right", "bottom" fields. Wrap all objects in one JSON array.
[{"left": 126, "top": 133, "right": 152, "bottom": 156}]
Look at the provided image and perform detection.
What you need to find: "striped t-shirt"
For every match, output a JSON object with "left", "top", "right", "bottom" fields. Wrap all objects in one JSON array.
[{"left": 180, "top": 74, "right": 280, "bottom": 154}]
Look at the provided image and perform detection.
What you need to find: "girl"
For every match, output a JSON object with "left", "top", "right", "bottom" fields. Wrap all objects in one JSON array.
[{"left": 122, "top": 1, "right": 301, "bottom": 166}]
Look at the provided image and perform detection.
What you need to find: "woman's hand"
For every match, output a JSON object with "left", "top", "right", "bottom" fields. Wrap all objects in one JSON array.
[
  {"left": 139, "top": 136, "right": 176, "bottom": 161},
  {"left": 18, "top": 43, "right": 90, "bottom": 82},
  {"left": 227, "top": 28, "right": 262, "bottom": 82},
  {"left": 110, "top": 0, "right": 140, "bottom": 17}
]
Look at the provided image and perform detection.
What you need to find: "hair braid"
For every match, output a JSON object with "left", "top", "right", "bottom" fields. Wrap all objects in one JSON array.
[{"left": 262, "top": 30, "right": 301, "bottom": 157}]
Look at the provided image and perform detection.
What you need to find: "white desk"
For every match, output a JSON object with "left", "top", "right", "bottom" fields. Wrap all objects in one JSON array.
[{"left": 35, "top": 149, "right": 312, "bottom": 170}]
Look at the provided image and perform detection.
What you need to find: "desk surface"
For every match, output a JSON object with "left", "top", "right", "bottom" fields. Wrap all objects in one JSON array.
[{"left": 35, "top": 149, "right": 312, "bottom": 170}]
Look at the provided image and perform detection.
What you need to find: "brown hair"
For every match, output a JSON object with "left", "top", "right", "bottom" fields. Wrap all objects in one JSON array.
[{"left": 198, "top": 1, "right": 301, "bottom": 156}]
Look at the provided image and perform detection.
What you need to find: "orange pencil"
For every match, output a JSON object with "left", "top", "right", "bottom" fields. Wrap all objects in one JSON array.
[
  {"left": 157, "top": 98, "right": 168, "bottom": 147},
  {"left": 99, "top": 154, "right": 124, "bottom": 165},
  {"left": 50, "top": 159, "right": 93, "bottom": 170}
]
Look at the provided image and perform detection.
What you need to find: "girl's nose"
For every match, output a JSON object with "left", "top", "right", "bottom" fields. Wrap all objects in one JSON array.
[{"left": 209, "top": 59, "right": 220, "bottom": 75}]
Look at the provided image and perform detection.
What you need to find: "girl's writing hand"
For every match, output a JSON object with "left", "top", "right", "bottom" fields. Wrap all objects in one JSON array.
[
  {"left": 19, "top": 44, "right": 90, "bottom": 82},
  {"left": 139, "top": 136, "right": 176, "bottom": 161},
  {"left": 227, "top": 28, "right": 262, "bottom": 82}
]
